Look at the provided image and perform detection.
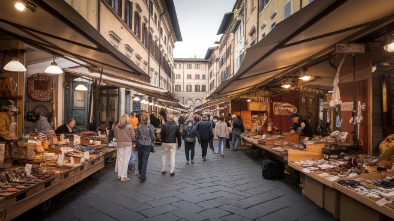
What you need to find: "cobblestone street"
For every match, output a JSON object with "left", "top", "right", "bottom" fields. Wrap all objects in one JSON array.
[{"left": 16, "top": 141, "right": 335, "bottom": 221}]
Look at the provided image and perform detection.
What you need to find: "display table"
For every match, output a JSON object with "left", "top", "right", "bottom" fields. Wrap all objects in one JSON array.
[
  {"left": 241, "top": 133, "right": 300, "bottom": 162},
  {"left": 0, "top": 153, "right": 108, "bottom": 221},
  {"left": 289, "top": 161, "right": 394, "bottom": 220}
]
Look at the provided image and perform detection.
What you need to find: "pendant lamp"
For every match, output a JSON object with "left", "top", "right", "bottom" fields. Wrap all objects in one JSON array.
[
  {"left": 4, "top": 57, "right": 27, "bottom": 72},
  {"left": 45, "top": 55, "right": 63, "bottom": 74},
  {"left": 75, "top": 83, "right": 88, "bottom": 91}
]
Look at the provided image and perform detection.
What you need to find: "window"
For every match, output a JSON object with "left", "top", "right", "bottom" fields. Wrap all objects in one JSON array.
[
  {"left": 175, "top": 74, "right": 181, "bottom": 79},
  {"left": 308, "top": 0, "right": 314, "bottom": 3},
  {"left": 258, "top": 0, "right": 270, "bottom": 12},
  {"left": 195, "top": 85, "right": 200, "bottom": 92},
  {"left": 195, "top": 64, "right": 200, "bottom": 69},
  {"left": 186, "top": 85, "right": 192, "bottom": 92},
  {"left": 210, "top": 80, "right": 215, "bottom": 91},
  {"left": 187, "top": 74, "right": 192, "bottom": 79},
  {"left": 201, "top": 85, "right": 206, "bottom": 92},
  {"left": 270, "top": 21, "right": 276, "bottom": 30},
  {"left": 106, "top": 0, "right": 122, "bottom": 17},
  {"left": 187, "top": 64, "right": 192, "bottom": 69},
  {"left": 124, "top": 1, "right": 133, "bottom": 29},
  {"left": 284, "top": 1, "right": 291, "bottom": 19},
  {"left": 142, "top": 23, "right": 148, "bottom": 47},
  {"left": 270, "top": 10, "right": 277, "bottom": 19},
  {"left": 149, "top": 0, "right": 153, "bottom": 15},
  {"left": 134, "top": 12, "right": 141, "bottom": 39},
  {"left": 261, "top": 32, "right": 266, "bottom": 39},
  {"left": 195, "top": 74, "right": 200, "bottom": 79},
  {"left": 175, "top": 63, "right": 181, "bottom": 69},
  {"left": 174, "top": 85, "right": 181, "bottom": 92},
  {"left": 202, "top": 74, "right": 206, "bottom": 79},
  {"left": 164, "top": 36, "right": 167, "bottom": 45},
  {"left": 154, "top": 13, "right": 158, "bottom": 26},
  {"left": 159, "top": 26, "right": 163, "bottom": 37}
]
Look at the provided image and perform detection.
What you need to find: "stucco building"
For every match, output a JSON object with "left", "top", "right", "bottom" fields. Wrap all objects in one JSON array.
[{"left": 173, "top": 58, "right": 209, "bottom": 109}]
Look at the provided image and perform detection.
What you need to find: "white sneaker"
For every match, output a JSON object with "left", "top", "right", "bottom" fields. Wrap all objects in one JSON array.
[{"left": 121, "top": 177, "right": 130, "bottom": 181}]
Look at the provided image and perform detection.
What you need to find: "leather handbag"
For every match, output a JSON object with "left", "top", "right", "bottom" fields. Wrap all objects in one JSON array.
[{"left": 185, "top": 137, "right": 195, "bottom": 143}]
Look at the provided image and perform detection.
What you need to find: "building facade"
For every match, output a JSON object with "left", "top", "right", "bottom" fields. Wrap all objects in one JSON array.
[
  {"left": 173, "top": 58, "right": 209, "bottom": 109},
  {"left": 65, "top": 0, "right": 182, "bottom": 127}
]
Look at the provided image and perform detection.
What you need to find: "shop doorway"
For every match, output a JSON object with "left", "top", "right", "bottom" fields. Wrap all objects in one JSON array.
[
  {"left": 99, "top": 86, "right": 119, "bottom": 130},
  {"left": 64, "top": 79, "right": 89, "bottom": 132}
]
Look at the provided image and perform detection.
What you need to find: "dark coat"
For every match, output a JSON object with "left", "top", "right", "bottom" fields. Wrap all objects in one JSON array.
[
  {"left": 160, "top": 121, "right": 181, "bottom": 146},
  {"left": 150, "top": 114, "right": 161, "bottom": 128},
  {"left": 178, "top": 116, "right": 185, "bottom": 125},
  {"left": 55, "top": 124, "right": 74, "bottom": 134},
  {"left": 232, "top": 118, "right": 245, "bottom": 132},
  {"left": 181, "top": 124, "right": 198, "bottom": 140},
  {"left": 195, "top": 120, "right": 213, "bottom": 142}
]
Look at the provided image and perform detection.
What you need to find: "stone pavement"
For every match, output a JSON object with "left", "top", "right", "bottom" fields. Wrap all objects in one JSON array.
[{"left": 15, "top": 140, "right": 336, "bottom": 221}]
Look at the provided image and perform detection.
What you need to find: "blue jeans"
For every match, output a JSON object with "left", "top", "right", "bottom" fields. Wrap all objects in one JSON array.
[
  {"left": 217, "top": 137, "right": 226, "bottom": 154},
  {"left": 231, "top": 130, "right": 242, "bottom": 150},
  {"left": 137, "top": 144, "right": 151, "bottom": 181},
  {"left": 128, "top": 147, "right": 136, "bottom": 167}
]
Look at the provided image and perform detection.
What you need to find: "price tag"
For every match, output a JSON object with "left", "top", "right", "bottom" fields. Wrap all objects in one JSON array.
[
  {"left": 57, "top": 154, "right": 64, "bottom": 166},
  {"left": 84, "top": 151, "right": 90, "bottom": 160},
  {"left": 70, "top": 156, "right": 74, "bottom": 165},
  {"left": 25, "top": 163, "right": 32, "bottom": 177},
  {"left": 375, "top": 198, "right": 390, "bottom": 207},
  {"left": 80, "top": 157, "right": 85, "bottom": 164}
]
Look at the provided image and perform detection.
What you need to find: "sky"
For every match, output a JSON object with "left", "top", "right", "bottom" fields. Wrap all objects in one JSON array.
[{"left": 173, "top": 0, "right": 235, "bottom": 59}]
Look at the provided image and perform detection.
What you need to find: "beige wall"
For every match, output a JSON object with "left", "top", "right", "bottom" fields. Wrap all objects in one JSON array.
[{"left": 174, "top": 60, "right": 209, "bottom": 109}]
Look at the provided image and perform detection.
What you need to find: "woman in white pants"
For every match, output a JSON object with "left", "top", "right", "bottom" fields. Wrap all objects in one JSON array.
[{"left": 114, "top": 114, "right": 135, "bottom": 181}]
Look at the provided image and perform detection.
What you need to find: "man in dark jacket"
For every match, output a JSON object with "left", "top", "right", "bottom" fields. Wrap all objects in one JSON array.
[
  {"left": 150, "top": 112, "right": 161, "bottom": 128},
  {"left": 196, "top": 115, "right": 213, "bottom": 161},
  {"left": 178, "top": 113, "right": 185, "bottom": 126},
  {"left": 160, "top": 113, "right": 181, "bottom": 176},
  {"left": 231, "top": 115, "right": 244, "bottom": 151}
]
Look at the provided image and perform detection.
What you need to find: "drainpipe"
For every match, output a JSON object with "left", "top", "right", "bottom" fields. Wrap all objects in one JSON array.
[
  {"left": 300, "top": 0, "right": 302, "bottom": 10},
  {"left": 256, "top": 0, "right": 259, "bottom": 42},
  {"left": 158, "top": 9, "right": 167, "bottom": 91},
  {"left": 97, "top": 0, "right": 100, "bottom": 32}
]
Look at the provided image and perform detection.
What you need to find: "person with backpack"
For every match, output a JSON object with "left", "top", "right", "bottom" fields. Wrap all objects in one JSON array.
[{"left": 181, "top": 118, "right": 198, "bottom": 164}]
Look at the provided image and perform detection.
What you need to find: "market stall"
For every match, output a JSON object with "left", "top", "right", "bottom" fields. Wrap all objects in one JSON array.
[
  {"left": 288, "top": 149, "right": 394, "bottom": 220},
  {"left": 0, "top": 132, "right": 116, "bottom": 221}
]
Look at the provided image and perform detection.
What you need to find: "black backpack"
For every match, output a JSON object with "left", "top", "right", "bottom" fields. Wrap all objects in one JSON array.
[{"left": 262, "top": 159, "right": 284, "bottom": 180}]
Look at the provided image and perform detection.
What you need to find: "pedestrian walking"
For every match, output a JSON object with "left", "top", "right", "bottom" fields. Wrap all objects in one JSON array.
[
  {"left": 181, "top": 118, "right": 198, "bottom": 164},
  {"left": 195, "top": 115, "right": 213, "bottom": 161},
  {"left": 114, "top": 114, "right": 135, "bottom": 181},
  {"left": 214, "top": 116, "right": 229, "bottom": 157},
  {"left": 231, "top": 115, "right": 244, "bottom": 151},
  {"left": 135, "top": 114, "right": 156, "bottom": 183},
  {"left": 160, "top": 113, "right": 181, "bottom": 176}
]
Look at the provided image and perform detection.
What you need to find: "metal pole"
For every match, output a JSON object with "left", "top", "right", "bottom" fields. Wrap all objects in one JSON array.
[{"left": 353, "top": 54, "right": 357, "bottom": 145}]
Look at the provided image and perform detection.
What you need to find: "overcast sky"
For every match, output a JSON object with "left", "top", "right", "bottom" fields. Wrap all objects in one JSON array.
[{"left": 173, "top": 0, "right": 235, "bottom": 59}]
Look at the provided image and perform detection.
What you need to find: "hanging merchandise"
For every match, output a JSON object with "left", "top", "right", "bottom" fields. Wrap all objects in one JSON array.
[{"left": 329, "top": 55, "right": 346, "bottom": 107}]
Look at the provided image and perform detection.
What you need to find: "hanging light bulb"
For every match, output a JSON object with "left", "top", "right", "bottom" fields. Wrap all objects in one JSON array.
[
  {"left": 149, "top": 101, "right": 154, "bottom": 106},
  {"left": 133, "top": 96, "right": 140, "bottom": 102},
  {"left": 384, "top": 32, "right": 394, "bottom": 52},
  {"left": 281, "top": 78, "right": 291, "bottom": 88},
  {"left": 4, "top": 57, "right": 27, "bottom": 72},
  {"left": 45, "top": 55, "right": 63, "bottom": 74},
  {"left": 246, "top": 98, "right": 251, "bottom": 102},
  {"left": 298, "top": 69, "right": 312, "bottom": 81}
]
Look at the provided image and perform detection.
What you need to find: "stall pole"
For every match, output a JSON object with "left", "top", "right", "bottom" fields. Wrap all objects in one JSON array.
[{"left": 352, "top": 54, "right": 357, "bottom": 146}]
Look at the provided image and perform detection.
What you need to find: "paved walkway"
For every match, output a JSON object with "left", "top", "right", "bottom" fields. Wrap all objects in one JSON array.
[{"left": 16, "top": 141, "right": 336, "bottom": 221}]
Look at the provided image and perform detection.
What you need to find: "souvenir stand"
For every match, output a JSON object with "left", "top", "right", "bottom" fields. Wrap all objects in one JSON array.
[{"left": 0, "top": 74, "right": 116, "bottom": 221}]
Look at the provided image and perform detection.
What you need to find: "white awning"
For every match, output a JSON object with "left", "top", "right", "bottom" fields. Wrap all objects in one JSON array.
[{"left": 65, "top": 66, "right": 176, "bottom": 102}]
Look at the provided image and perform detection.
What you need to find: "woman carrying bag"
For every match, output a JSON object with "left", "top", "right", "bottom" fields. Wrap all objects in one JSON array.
[
  {"left": 181, "top": 118, "right": 198, "bottom": 164},
  {"left": 136, "top": 114, "right": 156, "bottom": 183},
  {"left": 114, "top": 114, "right": 135, "bottom": 181},
  {"left": 214, "top": 116, "right": 229, "bottom": 157}
]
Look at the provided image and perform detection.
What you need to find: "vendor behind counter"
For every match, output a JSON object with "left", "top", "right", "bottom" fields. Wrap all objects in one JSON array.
[
  {"left": 55, "top": 118, "right": 76, "bottom": 134},
  {"left": 289, "top": 113, "right": 313, "bottom": 139},
  {"left": 0, "top": 100, "right": 18, "bottom": 140}
]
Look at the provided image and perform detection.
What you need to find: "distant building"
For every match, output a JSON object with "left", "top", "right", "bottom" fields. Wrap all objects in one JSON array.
[{"left": 173, "top": 58, "right": 209, "bottom": 109}]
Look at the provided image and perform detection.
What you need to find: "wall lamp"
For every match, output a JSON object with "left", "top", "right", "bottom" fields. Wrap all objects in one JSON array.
[
  {"left": 298, "top": 69, "right": 312, "bottom": 81},
  {"left": 281, "top": 78, "right": 291, "bottom": 89}
]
